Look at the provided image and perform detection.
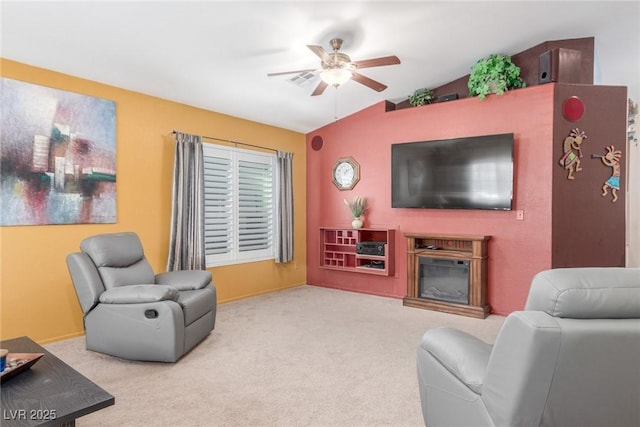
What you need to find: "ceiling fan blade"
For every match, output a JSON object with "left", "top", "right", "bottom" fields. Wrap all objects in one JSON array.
[
  {"left": 311, "top": 81, "right": 329, "bottom": 96},
  {"left": 267, "top": 68, "right": 317, "bottom": 77},
  {"left": 307, "top": 45, "right": 331, "bottom": 62},
  {"left": 352, "top": 55, "right": 401, "bottom": 69},
  {"left": 351, "top": 72, "right": 387, "bottom": 92}
]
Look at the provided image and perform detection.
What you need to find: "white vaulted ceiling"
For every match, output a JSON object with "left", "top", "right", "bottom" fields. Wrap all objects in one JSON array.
[{"left": 1, "top": 1, "right": 639, "bottom": 134}]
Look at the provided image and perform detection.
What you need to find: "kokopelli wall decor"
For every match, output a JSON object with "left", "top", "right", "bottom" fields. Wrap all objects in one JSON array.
[
  {"left": 559, "top": 128, "right": 588, "bottom": 180},
  {"left": 592, "top": 145, "right": 622, "bottom": 203}
]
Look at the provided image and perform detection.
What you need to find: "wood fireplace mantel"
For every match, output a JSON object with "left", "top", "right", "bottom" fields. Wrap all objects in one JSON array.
[{"left": 403, "top": 233, "right": 490, "bottom": 318}]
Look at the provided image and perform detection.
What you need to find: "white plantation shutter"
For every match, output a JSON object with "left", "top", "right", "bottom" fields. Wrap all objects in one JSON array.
[
  {"left": 238, "top": 158, "right": 273, "bottom": 254},
  {"left": 202, "top": 144, "right": 275, "bottom": 266},
  {"left": 203, "top": 150, "right": 234, "bottom": 262}
]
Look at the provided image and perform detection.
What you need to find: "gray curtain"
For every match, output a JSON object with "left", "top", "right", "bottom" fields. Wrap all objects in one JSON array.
[
  {"left": 167, "top": 132, "right": 206, "bottom": 271},
  {"left": 275, "top": 150, "right": 294, "bottom": 263}
]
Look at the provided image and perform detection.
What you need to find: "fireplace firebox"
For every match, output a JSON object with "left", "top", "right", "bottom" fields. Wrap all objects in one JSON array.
[
  {"left": 419, "top": 257, "right": 470, "bottom": 304},
  {"left": 404, "top": 233, "right": 490, "bottom": 318}
]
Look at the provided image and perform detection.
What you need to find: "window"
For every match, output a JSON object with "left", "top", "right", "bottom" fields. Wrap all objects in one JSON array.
[{"left": 202, "top": 143, "right": 275, "bottom": 267}]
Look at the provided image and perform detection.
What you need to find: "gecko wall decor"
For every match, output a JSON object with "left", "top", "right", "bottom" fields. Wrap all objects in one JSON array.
[
  {"left": 592, "top": 145, "right": 622, "bottom": 203},
  {"left": 559, "top": 128, "right": 588, "bottom": 180}
]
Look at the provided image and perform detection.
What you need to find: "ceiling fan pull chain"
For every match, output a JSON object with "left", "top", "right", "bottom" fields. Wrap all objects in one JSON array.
[{"left": 334, "top": 88, "right": 339, "bottom": 121}]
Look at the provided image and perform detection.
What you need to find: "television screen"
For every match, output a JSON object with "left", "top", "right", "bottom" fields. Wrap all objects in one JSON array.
[{"left": 391, "top": 133, "right": 514, "bottom": 210}]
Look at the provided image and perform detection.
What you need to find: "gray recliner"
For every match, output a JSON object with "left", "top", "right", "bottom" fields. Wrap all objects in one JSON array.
[
  {"left": 417, "top": 267, "right": 640, "bottom": 427},
  {"left": 67, "top": 232, "right": 216, "bottom": 362}
]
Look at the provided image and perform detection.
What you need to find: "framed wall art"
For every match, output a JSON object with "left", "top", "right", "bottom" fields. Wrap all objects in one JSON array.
[{"left": 1, "top": 78, "right": 116, "bottom": 225}]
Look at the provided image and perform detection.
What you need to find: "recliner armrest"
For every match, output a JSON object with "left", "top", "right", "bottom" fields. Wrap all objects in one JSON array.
[
  {"left": 99, "top": 285, "right": 179, "bottom": 304},
  {"left": 420, "top": 327, "right": 492, "bottom": 394},
  {"left": 155, "top": 270, "right": 212, "bottom": 291}
]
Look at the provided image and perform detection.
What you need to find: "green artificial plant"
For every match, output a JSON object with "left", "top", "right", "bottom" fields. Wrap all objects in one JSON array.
[
  {"left": 467, "top": 54, "right": 526, "bottom": 100},
  {"left": 408, "top": 88, "right": 435, "bottom": 107}
]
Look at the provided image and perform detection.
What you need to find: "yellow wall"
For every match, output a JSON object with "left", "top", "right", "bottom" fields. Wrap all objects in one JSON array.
[{"left": 0, "top": 59, "right": 307, "bottom": 344}]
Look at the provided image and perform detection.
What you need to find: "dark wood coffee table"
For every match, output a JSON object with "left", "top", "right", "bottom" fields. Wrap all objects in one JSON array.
[{"left": 0, "top": 336, "right": 114, "bottom": 426}]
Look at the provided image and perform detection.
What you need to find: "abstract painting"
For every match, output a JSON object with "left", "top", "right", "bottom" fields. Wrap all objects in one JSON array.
[{"left": 1, "top": 78, "right": 116, "bottom": 225}]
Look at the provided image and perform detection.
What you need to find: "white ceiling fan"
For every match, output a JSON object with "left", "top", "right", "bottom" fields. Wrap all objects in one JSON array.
[{"left": 268, "top": 38, "right": 401, "bottom": 96}]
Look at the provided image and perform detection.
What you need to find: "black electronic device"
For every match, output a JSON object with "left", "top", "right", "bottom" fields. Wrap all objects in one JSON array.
[
  {"left": 391, "top": 133, "right": 514, "bottom": 210},
  {"left": 539, "top": 48, "right": 583, "bottom": 84},
  {"left": 368, "top": 260, "right": 385, "bottom": 269},
  {"left": 437, "top": 93, "right": 459, "bottom": 102},
  {"left": 356, "top": 241, "right": 386, "bottom": 256}
]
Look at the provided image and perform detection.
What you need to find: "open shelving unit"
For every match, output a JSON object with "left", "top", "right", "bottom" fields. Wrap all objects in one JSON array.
[{"left": 320, "top": 227, "right": 395, "bottom": 276}]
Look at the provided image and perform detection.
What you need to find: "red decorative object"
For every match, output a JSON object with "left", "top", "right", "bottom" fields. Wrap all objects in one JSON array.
[
  {"left": 311, "top": 135, "right": 324, "bottom": 151},
  {"left": 563, "top": 96, "right": 585, "bottom": 121}
]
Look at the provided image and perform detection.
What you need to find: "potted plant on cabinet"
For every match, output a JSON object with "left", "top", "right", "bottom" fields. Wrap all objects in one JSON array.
[
  {"left": 467, "top": 53, "right": 526, "bottom": 100},
  {"left": 408, "top": 88, "right": 435, "bottom": 107},
  {"left": 344, "top": 196, "right": 367, "bottom": 229}
]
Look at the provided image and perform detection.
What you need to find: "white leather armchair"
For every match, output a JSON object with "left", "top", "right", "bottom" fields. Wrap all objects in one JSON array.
[
  {"left": 417, "top": 267, "right": 640, "bottom": 427},
  {"left": 67, "top": 232, "right": 216, "bottom": 362}
]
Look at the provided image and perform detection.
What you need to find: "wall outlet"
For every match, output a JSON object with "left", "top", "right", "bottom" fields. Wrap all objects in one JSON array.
[{"left": 516, "top": 210, "right": 525, "bottom": 220}]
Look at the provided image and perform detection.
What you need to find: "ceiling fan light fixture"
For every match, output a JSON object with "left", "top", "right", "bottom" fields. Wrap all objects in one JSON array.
[
  {"left": 268, "top": 37, "right": 399, "bottom": 96},
  {"left": 320, "top": 68, "right": 353, "bottom": 86}
]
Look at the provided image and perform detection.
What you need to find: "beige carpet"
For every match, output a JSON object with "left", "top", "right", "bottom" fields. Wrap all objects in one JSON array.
[{"left": 45, "top": 285, "right": 505, "bottom": 427}]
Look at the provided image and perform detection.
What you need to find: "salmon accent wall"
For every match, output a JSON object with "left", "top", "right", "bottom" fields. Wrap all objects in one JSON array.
[
  {"left": 0, "top": 59, "right": 307, "bottom": 344},
  {"left": 306, "top": 85, "right": 559, "bottom": 315}
]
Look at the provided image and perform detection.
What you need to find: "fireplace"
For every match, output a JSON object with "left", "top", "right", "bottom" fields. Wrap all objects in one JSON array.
[
  {"left": 403, "top": 233, "right": 490, "bottom": 318},
  {"left": 419, "top": 257, "right": 470, "bottom": 304}
]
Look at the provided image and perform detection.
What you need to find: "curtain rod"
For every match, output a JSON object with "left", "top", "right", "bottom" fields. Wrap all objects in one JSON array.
[{"left": 171, "top": 130, "right": 277, "bottom": 153}]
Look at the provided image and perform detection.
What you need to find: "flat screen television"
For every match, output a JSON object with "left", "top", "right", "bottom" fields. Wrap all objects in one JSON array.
[{"left": 391, "top": 133, "right": 514, "bottom": 210}]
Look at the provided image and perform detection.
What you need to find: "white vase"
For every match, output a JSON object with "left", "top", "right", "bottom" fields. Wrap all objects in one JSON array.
[{"left": 351, "top": 217, "right": 363, "bottom": 229}]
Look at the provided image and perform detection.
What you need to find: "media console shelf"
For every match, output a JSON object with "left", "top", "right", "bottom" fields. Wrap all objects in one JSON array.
[
  {"left": 320, "top": 227, "right": 395, "bottom": 276},
  {"left": 404, "top": 233, "right": 490, "bottom": 318}
]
